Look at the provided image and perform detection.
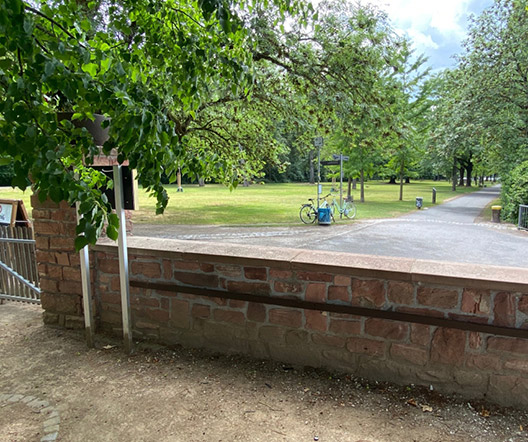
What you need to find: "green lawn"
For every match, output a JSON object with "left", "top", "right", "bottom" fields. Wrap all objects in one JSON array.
[
  {"left": 0, "top": 180, "right": 481, "bottom": 226},
  {"left": 133, "top": 180, "right": 479, "bottom": 225}
]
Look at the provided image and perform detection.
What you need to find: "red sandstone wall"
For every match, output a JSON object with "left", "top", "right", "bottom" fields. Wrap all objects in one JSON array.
[
  {"left": 31, "top": 195, "right": 528, "bottom": 407},
  {"left": 88, "top": 239, "right": 528, "bottom": 407}
]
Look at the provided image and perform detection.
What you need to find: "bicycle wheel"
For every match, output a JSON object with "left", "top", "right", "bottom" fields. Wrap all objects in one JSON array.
[
  {"left": 343, "top": 201, "right": 356, "bottom": 219},
  {"left": 300, "top": 204, "right": 317, "bottom": 224}
]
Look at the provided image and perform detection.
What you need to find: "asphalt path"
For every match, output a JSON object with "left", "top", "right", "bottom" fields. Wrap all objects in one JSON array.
[{"left": 133, "top": 186, "right": 528, "bottom": 268}]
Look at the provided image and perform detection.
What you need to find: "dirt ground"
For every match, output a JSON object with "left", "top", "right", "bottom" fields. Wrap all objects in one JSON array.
[{"left": 1, "top": 302, "right": 528, "bottom": 442}]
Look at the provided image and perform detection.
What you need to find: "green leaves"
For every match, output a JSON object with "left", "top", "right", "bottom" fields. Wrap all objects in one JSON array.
[
  {"left": 0, "top": 0, "right": 308, "bottom": 248},
  {"left": 81, "top": 62, "right": 98, "bottom": 77}
]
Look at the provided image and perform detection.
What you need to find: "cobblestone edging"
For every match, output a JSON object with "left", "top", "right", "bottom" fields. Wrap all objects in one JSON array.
[{"left": 0, "top": 392, "right": 60, "bottom": 441}]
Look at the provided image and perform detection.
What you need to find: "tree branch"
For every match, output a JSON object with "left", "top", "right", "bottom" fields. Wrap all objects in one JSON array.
[{"left": 25, "top": 4, "right": 87, "bottom": 48}]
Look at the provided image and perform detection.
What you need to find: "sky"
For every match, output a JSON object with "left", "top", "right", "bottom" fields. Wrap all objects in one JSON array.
[{"left": 368, "top": 0, "right": 494, "bottom": 71}]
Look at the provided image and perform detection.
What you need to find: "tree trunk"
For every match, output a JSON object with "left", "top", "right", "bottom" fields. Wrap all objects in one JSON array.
[
  {"left": 198, "top": 177, "right": 205, "bottom": 187},
  {"left": 360, "top": 169, "right": 365, "bottom": 203},
  {"left": 452, "top": 157, "right": 457, "bottom": 191},
  {"left": 388, "top": 176, "right": 397, "bottom": 184},
  {"left": 347, "top": 177, "right": 352, "bottom": 200},
  {"left": 459, "top": 167, "right": 465, "bottom": 187},
  {"left": 405, "top": 177, "right": 410, "bottom": 184},
  {"left": 309, "top": 150, "right": 315, "bottom": 184},
  {"left": 466, "top": 162, "right": 473, "bottom": 187},
  {"left": 352, "top": 178, "right": 357, "bottom": 190}
]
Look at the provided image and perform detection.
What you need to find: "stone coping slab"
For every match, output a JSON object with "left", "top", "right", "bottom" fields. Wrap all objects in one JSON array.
[{"left": 94, "top": 237, "right": 528, "bottom": 293}]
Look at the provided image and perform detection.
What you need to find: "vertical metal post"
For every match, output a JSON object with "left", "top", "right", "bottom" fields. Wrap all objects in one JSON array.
[
  {"left": 76, "top": 202, "right": 95, "bottom": 348},
  {"left": 113, "top": 165, "right": 133, "bottom": 354},
  {"left": 317, "top": 147, "right": 321, "bottom": 210},
  {"left": 339, "top": 154, "right": 343, "bottom": 219}
]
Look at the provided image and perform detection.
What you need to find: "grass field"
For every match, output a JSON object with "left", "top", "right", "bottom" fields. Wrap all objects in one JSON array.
[{"left": 0, "top": 180, "right": 481, "bottom": 225}]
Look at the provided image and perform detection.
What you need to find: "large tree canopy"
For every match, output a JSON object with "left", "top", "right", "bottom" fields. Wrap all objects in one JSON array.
[
  {"left": 432, "top": 0, "right": 528, "bottom": 217},
  {"left": 0, "top": 0, "right": 311, "bottom": 247}
]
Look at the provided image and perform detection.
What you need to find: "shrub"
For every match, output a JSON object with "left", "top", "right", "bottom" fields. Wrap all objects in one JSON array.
[
  {"left": 0, "top": 164, "right": 15, "bottom": 186},
  {"left": 502, "top": 160, "right": 528, "bottom": 222}
]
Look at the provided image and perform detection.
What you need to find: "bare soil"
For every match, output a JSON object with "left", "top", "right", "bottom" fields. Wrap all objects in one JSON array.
[{"left": 1, "top": 302, "right": 528, "bottom": 442}]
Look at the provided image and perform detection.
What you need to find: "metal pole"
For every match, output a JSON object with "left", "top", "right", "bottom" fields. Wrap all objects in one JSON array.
[
  {"left": 339, "top": 154, "right": 343, "bottom": 219},
  {"left": 76, "top": 202, "right": 95, "bottom": 348},
  {"left": 113, "top": 165, "right": 133, "bottom": 354},
  {"left": 317, "top": 146, "right": 321, "bottom": 210}
]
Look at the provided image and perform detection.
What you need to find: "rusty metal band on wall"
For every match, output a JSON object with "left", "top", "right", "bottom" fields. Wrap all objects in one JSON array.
[{"left": 130, "top": 280, "right": 528, "bottom": 340}]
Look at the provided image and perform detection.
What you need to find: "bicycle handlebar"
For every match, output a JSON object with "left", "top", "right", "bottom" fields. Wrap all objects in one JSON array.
[{"left": 307, "top": 194, "right": 332, "bottom": 203}]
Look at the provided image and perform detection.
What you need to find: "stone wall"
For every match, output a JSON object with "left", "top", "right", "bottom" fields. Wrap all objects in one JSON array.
[
  {"left": 88, "top": 237, "right": 528, "bottom": 407},
  {"left": 31, "top": 197, "right": 528, "bottom": 407}
]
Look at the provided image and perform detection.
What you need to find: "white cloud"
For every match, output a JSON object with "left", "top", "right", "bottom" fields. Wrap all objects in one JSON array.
[
  {"left": 368, "top": 0, "right": 468, "bottom": 37},
  {"left": 365, "top": 0, "right": 492, "bottom": 69},
  {"left": 406, "top": 28, "right": 439, "bottom": 50}
]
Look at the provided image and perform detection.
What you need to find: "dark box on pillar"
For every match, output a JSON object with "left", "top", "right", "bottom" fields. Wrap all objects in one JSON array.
[{"left": 91, "top": 166, "right": 137, "bottom": 210}]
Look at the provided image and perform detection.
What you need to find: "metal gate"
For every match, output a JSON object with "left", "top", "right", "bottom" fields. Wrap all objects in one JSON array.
[
  {"left": 0, "top": 225, "right": 40, "bottom": 303},
  {"left": 519, "top": 205, "right": 528, "bottom": 231}
]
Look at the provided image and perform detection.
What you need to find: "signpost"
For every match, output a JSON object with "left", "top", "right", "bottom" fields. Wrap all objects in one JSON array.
[
  {"left": 313, "top": 139, "right": 351, "bottom": 219},
  {"left": 321, "top": 154, "right": 350, "bottom": 218},
  {"left": 314, "top": 137, "right": 324, "bottom": 209}
]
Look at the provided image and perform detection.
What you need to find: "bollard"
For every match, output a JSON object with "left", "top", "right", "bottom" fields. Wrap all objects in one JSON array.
[
  {"left": 432, "top": 187, "right": 436, "bottom": 204},
  {"left": 491, "top": 205, "right": 501, "bottom": 223},
  {"left": 416, "top": 197, "right": 423, "bottom": 209}
]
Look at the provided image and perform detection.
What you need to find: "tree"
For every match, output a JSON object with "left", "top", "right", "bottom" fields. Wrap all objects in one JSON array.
[
  {"left": 0, "top": 0, "right": 310, "bottom": 247},
  {"left": 310, "top": 0, "right": 402, "bottom": 203},
  {"left": 456, "top": 0, "right": 528, "bottom": 189},
  {"left": 381, "top": 41, "right": 431, "bottom": 201}
]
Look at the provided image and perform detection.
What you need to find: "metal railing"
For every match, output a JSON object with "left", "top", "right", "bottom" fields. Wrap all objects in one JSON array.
[
  {"left": 519, "top": 205, "right": 528, "bottom": 231},
  {"left": 0, "top": 225, "right": 40, "bottom": 304}
]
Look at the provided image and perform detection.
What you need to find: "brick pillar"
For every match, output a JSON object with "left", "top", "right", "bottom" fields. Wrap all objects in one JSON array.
[
  {"left": 33, "top": 151, "right": 133, "bottom": 327},
  {"left": 92, "top": 151, "right": 133, "bottom": 233},
  {"left": 32, "top": 195, "right": 84, "bottom": 328}
]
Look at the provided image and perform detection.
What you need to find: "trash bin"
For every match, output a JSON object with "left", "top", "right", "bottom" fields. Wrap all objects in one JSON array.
[
  {"left": 416, "top": 197, "right": 423, "bottom": 209},
  {"left": 318, "top": 207, "right": 331, "bottom": 225},
  {"left": 491, "top": 205, "right": 501, "bottom": 223}
]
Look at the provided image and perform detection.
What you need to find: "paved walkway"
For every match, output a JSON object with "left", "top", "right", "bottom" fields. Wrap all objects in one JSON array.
[{"left": 133, "top": 186, "right": 528, "bottom": 268}]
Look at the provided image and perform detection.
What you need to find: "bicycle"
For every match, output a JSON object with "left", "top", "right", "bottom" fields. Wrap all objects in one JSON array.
[
  {"left": 328, "top": 193, "right": 356, "bottom": 221},
  {"left": 299, "top": 194, "right": 331, "bottom": 224}
]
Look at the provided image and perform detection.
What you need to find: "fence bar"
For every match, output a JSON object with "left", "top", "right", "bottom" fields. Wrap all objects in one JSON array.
[
  {"left": 76, "top": 202, "right": 95, "bottom": 348},
  {"left": 0, "top": 260, "right": 41, "bottom": 294},
  {"left": 0, "top": 237, "right": 35, "bottom": 244},
  {"left": 0, "top": 293, "right": 41, "bottom": 304},
  {"left": 114, "top": 165, "right": 133, "bottom": 354}
]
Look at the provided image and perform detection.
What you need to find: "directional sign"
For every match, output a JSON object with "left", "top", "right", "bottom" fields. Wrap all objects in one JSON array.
[
  {"left": 314, "top": 137, "right": 324, "bottom": 147},
  {"left": 332, "top": 154, "right": 350, "bottom": 161},
  {"left": 321, "top": 160, "right": 340, "bottom": 166}
]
